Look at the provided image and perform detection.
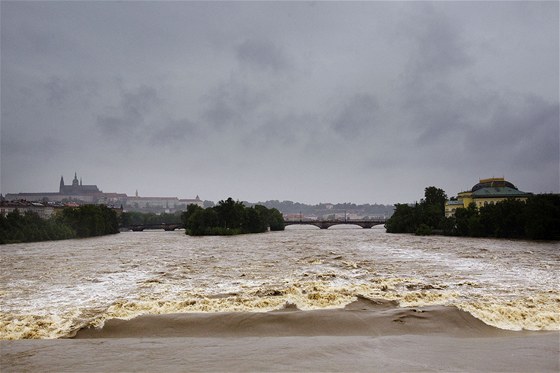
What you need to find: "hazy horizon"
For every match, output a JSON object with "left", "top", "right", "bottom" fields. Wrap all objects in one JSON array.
[{"left": 2, "top": 1, "right": 558, "bottom": 205}]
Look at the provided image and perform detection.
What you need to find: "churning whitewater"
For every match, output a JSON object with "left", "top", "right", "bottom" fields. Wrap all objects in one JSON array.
[{"left": 1, "top": 227, "right": 559, "bottom": 339}]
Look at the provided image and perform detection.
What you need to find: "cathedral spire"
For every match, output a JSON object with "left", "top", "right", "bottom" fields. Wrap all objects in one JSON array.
[
  {"left": 60, "top": 175, "right": 65, "bottom": 192},
  {"left": 72, "top": 172, "right": 79, "bottom": 187}
]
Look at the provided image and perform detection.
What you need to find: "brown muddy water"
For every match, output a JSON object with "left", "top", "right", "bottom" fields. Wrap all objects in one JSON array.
[{"left": 1, "top": 226, "right": 559, "bottom": 340}]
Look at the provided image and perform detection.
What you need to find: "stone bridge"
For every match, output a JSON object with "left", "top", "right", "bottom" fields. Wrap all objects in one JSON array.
[
  {"left": 126, "top": 219, "right": 387, "bottom": 231},
  {"left": 127, "top": 223, "right": 184, "bottom": 231},
  {"left": 284, "top": 219, "right": 387, "bottom": 229}
]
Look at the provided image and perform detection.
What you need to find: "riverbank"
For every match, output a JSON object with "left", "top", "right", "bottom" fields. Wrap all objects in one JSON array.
[{"left": 2, "top": 299, "right": 559, "bottom": 372}]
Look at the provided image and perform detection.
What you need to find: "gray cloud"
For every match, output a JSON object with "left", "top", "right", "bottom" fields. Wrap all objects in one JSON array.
[
  {"left": 397, "top": 4, "right": 475, "bottom": 145},
  {"left": 1, "top": 1, "right": 558, "bottom": 203},
  {"left": 331, "top": 94, "right": 380, "bottom": 139},
  {"left": 402, "top": 4, "right": 472, "bottom": 82},
  {"left": 200, "top": 77, "right": 269, "bottom": 131},
  {"left": 236, "top": 39, "right": 291, "bottom": 72},
  {"left": 150, "top": 118, "right": 200, "bottom": 147},
  {"left": 96, "top": 85, "right": 159, "bottom": 137},
  {"left": 466, "top": 95, "right": 559, "bottom": 167}
]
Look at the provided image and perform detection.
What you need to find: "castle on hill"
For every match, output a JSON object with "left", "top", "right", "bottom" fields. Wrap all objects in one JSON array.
[
  {"left": 4, "top": 173, "right": 202, "bottom": 213},
  {"left": 59, "top": 172, "right": 101, "bottom": 195}
]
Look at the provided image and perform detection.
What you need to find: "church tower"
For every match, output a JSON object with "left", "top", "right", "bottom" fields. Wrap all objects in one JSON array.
[
  {"left": 59, "top": 175, "right": 65, "bottom": 193},
  {"left": 72, "top": 172, "right": 79, "bottom": 187}
]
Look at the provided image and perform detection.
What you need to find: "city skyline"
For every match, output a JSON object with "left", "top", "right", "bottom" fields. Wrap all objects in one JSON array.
[{"left": 1, "top": 2, "right": 558, "bottom": 205}]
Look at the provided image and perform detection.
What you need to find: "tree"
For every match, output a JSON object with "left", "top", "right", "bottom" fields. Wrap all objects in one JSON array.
[
  {"left": 423, "top": 186, "right": 447, "bottom": 211},
  {"left": 187, "top": 208, "right": 220, "bottom": 235},
  {"left": 181, "top": 204, "right": 204, "bottom": 231},
  {"left": 421, "top": 186, "right": 447, "bottom": 229},
  {"left": 268, "top": 208, "right": 285, "bottom": 231},
  {"left": 385, "top": 203, "right": 418, "bottom": 233},
  {"left": 214, "top": 198, "right": 245, "bottom": 230},
  {"left": 523, "top": 194, "right": 560, "bottom": 240},
  {"left": 1, "top": 204, "right": 118, "bottom": 244},
  {"left": 385, "top": 186, "right": 448, "bottom": 234},
  {"left": 243, "top": 207, "right": 268, "bottom": 233},
  {"left": 453, "top": 203, "right": 477, "bottom": 236},
  {"left": 182, "top": 198, "right": 285, "bottom": 236}
]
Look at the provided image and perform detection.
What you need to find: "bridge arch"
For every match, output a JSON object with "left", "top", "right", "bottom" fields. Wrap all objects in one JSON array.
[{"left": 284, "top": 219, "right": 386, "bottom": 230}]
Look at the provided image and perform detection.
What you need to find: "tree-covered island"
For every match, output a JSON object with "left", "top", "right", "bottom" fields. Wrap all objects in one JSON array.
[
  {"left": 385, "top": 186, "right": 560, "bottom": 240},
  {"left": 181, "top": 197, "right": 284, "bottom": 236}
]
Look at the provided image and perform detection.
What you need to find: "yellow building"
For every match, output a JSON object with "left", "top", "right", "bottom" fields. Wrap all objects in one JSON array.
[{"left": 445, "top": 177, "right": 531, "bottom": 217}]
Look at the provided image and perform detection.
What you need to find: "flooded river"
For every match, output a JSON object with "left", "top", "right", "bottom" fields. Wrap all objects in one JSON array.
[{"left": 1, "top": 227, "right": 558, "bottom": 339}]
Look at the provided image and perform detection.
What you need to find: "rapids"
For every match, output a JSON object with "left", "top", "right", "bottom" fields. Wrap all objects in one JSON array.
[{"left": 1, "top": 226, "right": 558, "bottom": 339}]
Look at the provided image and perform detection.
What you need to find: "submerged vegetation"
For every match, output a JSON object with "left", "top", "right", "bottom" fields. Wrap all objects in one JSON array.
[
  {"left": 386, "top": 187, "right": 560, "bottom": 240},
  {"left": 182, "top": 197, "right": 284, "bottom": 236},
  {"left": 0, "top": 205, "right": 120, "bottom": 244}
]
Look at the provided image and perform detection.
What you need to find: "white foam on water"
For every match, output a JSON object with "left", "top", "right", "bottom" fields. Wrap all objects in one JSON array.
[{"left": 1, "top": 230, "right": 559, "bottom": 339}]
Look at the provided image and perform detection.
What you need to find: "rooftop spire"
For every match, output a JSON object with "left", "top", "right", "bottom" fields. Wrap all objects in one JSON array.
[{"left": 72, "top": 172, "right": 79, "bottom": 187}]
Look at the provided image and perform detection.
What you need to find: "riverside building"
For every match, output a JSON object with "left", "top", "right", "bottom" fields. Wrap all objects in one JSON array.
[{"left": 445, "top": 177, "right": 532, "bottom": 217}]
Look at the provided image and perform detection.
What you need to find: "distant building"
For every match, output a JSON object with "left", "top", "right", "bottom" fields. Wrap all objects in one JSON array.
[
  {"left": 5, "top": 173, "right": 201, "bottom": 213},
  {"left": 125, "top": 192, "right": 203, "bottom": 212},
  {"left": 0, "top": 200, "right": 63, "bottom": 218},
  {"left": 59, "top": 172, "right": 101, "bottom": 195},
  {"left": 6, "top": 173, "right": 105, "bottom": 204},
  {"left": 445, "top": 177, "right": 532, "bottom": 217},
  {"left": 179, "top": 196, "right": 204, "bottom": 208}
]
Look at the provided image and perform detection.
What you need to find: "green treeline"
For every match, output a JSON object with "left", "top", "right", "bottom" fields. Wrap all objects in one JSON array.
[
  {"left": 385, "top": 187, "right": 560, "bottom": 240},
  {"left": 182, "top": 197, "right": 285, "bottom": 236},
  {"left": 0, "top": 205, "right": 120, "bottom": 244}
]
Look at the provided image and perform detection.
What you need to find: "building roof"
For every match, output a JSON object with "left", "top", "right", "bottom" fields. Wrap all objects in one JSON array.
[
  {"left": 471, "top": 177, "right": 517, "bottom": 192},
  {"left": 472, "top": 186, "right": 531, "bottom": 198}
]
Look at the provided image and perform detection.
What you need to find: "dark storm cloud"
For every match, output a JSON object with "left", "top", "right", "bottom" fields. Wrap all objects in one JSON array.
[
  {"left": 402, "top": 4, "right": 472, "bottom": 83},
  {"left": 1, "top": 1, "right": 558, "bottom": 203},
  {"left": 465, "top": 95, "right": 560, "bottom": 167},
  {"left": 399, "top": 4, "right": 474, "bottom": 144}
]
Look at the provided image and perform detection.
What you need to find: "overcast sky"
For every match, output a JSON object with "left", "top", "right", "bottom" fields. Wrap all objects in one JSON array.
[{"left": 1, "top": 1, "right": 558, "bottom": 204}]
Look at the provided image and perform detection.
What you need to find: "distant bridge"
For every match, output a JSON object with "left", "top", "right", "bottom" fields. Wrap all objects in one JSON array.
[
  {"left": 125, "top": 218, "right": 387, "bottom": 232},
  {"left": 284, "top": 219, "right": 387, "bottom": 229},
  {"left": 127, "top": 223, "right": 184, "bottom": 231}
]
